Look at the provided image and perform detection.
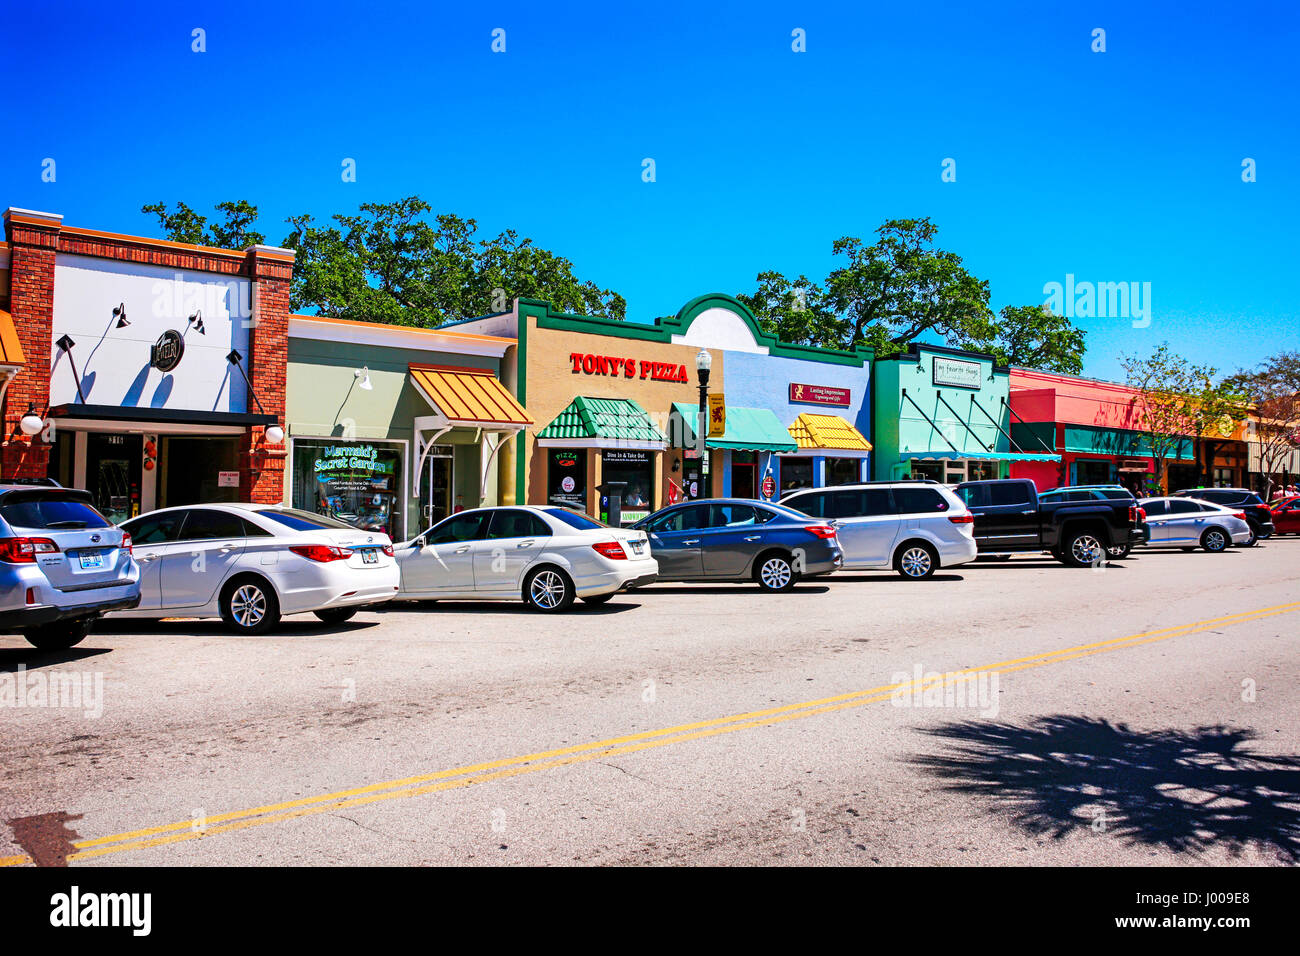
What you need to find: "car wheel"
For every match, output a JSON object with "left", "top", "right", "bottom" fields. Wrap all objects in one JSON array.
[
  {"left": 22, "top": 618, "right": 93, "bottom": 651},
  {"left": 1105, "top": 543, "right": 1132, "bottom": 560},
  {"left": 581, "top": 593, "right": 615, "bottom": 606},
  {"left": 219, "top": 577, "right": 281, "bottom": 634},
  {"left": 755, "top": 552, "right": 797, "bottom": 592},
  {"left": 313, "top": 607, "right": 359, "bottom": 625},
  {"left": 524, "top": 567, "right": 575, "bottom": 612},
  {"left": 1062, "top": 530, "right": 1105, "bottom": 568},
  {"left": 1201, "top": 528, "right": 1229, "bottom": 553},
  {"left": 895, "top": 543, "right": 937, "bottom": 579},
  {"left": 1256, "top": 524, "right": 1273, "bottom": 540}
]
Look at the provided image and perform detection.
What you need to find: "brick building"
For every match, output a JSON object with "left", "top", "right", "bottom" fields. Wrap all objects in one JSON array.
[{"left": 0, "top": 207, "right": 293, "bottom": 519}]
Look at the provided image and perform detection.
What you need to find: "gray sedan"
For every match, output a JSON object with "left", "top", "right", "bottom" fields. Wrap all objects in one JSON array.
[
  {"left": 1138, "top": 497, "right": 1253, "bottom": 552},
  {"left": 630, "top": 498, "right": 843, "bottom": 591}
]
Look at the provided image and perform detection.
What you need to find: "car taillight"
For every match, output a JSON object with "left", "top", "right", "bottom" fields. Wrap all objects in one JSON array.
[
  {"left": 381, "top": 544, "right": 394, "bottom": 557},
  {"left": 804, "top": 525, "right": 838, "bottom": 539},
  {"left": 1136, "top": 507, "right": 1147, "bottom": 521},
  {"left": 120, "top": 533, "right": 133, "bottom": 555},
  {"left": 0, "top": 537, "right": 59, "bottom": 564},
  {"left": 1233, "top": 511, "right": 1247, "bottom": 521},
  {"left": 947, "top": 514, "right": 974, "bottom": 524},
  {"left": 289, "top": 544, "right": 354, "bottom": 562},
  {"left": 592, "top": 540, "right": 627, "bottom": 560}
]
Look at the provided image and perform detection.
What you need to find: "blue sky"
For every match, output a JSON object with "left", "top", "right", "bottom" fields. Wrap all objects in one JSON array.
[{"left": 3, "top": 1, "right": 1296, "bottom": 381}]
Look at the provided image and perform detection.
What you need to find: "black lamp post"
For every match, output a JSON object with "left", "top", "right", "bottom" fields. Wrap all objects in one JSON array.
[{"left": 695, "top": 348, "right": 712, "bottom": 497}]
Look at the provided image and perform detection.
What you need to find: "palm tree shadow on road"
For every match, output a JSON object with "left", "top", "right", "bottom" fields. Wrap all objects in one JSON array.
[{"left": 910, "top": 716, "right": 1300, "bottom": 862}]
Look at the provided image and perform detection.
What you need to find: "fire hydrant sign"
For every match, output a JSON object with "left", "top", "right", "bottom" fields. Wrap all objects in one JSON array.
[{"left": 217, "top": 471, "right": 240, "bottom": 488}]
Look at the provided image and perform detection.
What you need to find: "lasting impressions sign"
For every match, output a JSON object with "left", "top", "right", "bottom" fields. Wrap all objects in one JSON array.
[{"left": 789, "top": 383, "right": 850, "bottom": 407}]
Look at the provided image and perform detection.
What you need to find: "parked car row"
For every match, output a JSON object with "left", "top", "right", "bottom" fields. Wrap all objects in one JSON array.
[{"left": 0, "top": 476, "right": 1285, "bottom": 648}]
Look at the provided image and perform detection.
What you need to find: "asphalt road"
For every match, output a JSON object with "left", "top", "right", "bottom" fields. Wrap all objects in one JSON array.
[{"left": 2, "top": 537, "right": 1298, "bottom": 867}]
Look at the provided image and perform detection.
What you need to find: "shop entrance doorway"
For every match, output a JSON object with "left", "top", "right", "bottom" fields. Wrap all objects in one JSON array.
[
  {"left": 85, "top": 433, "right": 141, "bottom": 524},
  {"left": 732, "top": 453, "right": 757, "bottom": 498},
  {"left": 160, "top": 437, "right": 241, "bottom": 508},
  {"left": 419, "top": 446, "right": 454, "bottom": 531}
]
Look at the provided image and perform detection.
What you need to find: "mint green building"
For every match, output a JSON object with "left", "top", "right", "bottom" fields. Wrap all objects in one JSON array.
[{"left": 872, "top": 344, "right": 1059, "bottom": 482}]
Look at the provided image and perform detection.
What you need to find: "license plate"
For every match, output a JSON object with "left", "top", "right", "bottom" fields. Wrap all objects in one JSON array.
[
  {"left": 360, "top": 549, "right": 378, "bottom": 565},
  {"left": 79, "top": 551, "right": 105, "bottom": 570},
  {"left": 631, "top": 541, "right": 644, "bottom": 555}
]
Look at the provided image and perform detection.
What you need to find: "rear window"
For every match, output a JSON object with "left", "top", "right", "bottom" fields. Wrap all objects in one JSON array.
[
  {"left": 178, "top": 509, "right": 253, "bottom": 541},
  {"left": 1097, "top": 489, "right": 1133, "bottom": 500},
  {"left": 254, "top": 508, "right": 358, "bottom": 531},
  {"left": 487, "top": 510, "right": 552, "bottom": 539},
  {"left": 541, "top": 507, "right": 609, "bottom": 531},
  {"left": 0, "top": 495, "right": 110, "bottom": 530},
  {"left": 892, "top": 488, "right": 949, "bottom": 513}
]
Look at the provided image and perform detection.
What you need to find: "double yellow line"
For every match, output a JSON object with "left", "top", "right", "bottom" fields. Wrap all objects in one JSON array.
[{"left": 4, "top": 600, "right": 1297, "bottom": 866}]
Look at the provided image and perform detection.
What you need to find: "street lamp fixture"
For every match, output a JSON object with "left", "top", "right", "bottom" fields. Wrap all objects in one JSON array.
[
  {"left": 18, "top": 403, "right": 43, "bottom": 437},
  {"left": 695, "top": 349, "right": 713, "bottom": 497}
]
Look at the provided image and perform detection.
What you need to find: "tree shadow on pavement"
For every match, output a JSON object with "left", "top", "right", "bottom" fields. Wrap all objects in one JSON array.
[{"left": 910, "top": 716, "right": 1300, "bottom": 862}]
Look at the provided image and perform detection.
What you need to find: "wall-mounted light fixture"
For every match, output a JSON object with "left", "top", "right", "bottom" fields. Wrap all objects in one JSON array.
[
  {"left": 18, "top": 403, "right": 44, "bottom": 437},
  {"left": 188, "top": 310, "right": 205, "bottom": 335},
  {"left": 355, "top": 367, "right": 373, "bottom": 391},
  {"left": 226, "top": 349, "right": 284, "bottom": 444},
  {"left": 55, "top": 334, "right": 88, "bottom": 404},
  {"left": 113, "top": 302, "right": 129, "bottom": 329}
]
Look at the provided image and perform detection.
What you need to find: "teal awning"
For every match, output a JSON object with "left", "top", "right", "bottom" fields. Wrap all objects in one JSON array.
[
  {"left": 900, "top": 451, "right": 1061, "bottom": 462},
  {"left": 671, "top": 402, "right": 798, "bottom": 453},
  {"left": 537, "top": 396, "right": 667, "bottom": 447}
]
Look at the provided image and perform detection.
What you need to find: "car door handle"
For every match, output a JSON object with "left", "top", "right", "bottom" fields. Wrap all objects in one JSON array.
[
  {"left": 744, "top": 535, "right": 761, "bottom": 541},
  {"left": 139, "top": 553, "right": 159, "bottom": 562},
  {"left": 683, "top": 539, "right": 700, "bottom": 545},
  {"left": 516, "top": 539, "right": 535, "bottom": 548},
  {"left": 219, "top": 543, "right": 238, "bottom": 552},
  {"left": 454, "top": 546, "right": 471, "bottom": 553},
  {"left": 1020, "top": 510, "right": 1036, "bottom": 514}
]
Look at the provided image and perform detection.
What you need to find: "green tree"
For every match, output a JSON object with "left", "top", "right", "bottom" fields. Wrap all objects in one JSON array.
[
  {"left": 283, "top": 197, "right": 624, "bottom": 325},
  {"left": 740, "top": 219, "right": 1085, "bottom": 367},
  {"left": 977, "top": 305, "right": 1087, "bottom": 375},
  {"left": 1119, "top": 344, "right": 1209, "bottom": 491},
  {"left": 1225, "top": 351, "right": 1300, "bottom": 497},
  {"left": 142, "top": 200, "right": 265, "bottom": 248}
]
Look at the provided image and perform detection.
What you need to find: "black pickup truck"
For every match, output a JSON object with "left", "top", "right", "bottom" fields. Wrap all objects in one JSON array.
[{"left": 953, "top": 479, "right": 1148, "bottom": 567}]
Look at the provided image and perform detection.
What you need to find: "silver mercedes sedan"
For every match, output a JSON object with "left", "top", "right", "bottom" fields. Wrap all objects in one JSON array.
[{"left": 1138, "top": 497, "right": 1253, "bottom": 552}]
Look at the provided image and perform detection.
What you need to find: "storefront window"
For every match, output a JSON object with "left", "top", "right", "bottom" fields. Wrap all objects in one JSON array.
[
  {"left": 781, "top": 456, "right": 813, "bottom": 492},
  {"left": 907, "top": 460, "right": 945, "bottom": 482},
  {"left": 291, "top": 440, "right": 404, "bottom": 538},
  {"left": 1075, "top": 459, "right": 1114, "bottom": 485},
  {"left": 968, "top": 461, "right": 997, "bottom": 481},
  {"left": 826, "top": 457, "right": 860, "bottom": 485},
  {"left": 547, "top": 449, "right": 587, "bottom": 509},
  {"left": 600, "top": 450, "right": 654, "bottom": 523}
]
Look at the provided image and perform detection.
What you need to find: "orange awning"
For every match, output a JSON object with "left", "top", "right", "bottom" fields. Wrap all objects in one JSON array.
[
  {"left": 409, "top": 364, "right": 531, "bottom": 428},
  {"left": 0, "top": 310, "right": 25, "bottom": 365}
]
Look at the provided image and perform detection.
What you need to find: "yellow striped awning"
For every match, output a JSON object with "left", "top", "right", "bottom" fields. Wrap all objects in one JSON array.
[
  {"left": 788, "top": 413, "right": 872, "bottom": 451},
  {"left": 0, "top": 310, "right": 26, "bottom": 366},
  {"left": 409, "top": 364, "right": 532, "bottom": 428}
]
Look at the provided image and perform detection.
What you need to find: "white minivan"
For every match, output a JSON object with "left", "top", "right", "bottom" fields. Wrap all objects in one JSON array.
[{"left": 780, "top": 481, "right": 977, "bottom": 578}]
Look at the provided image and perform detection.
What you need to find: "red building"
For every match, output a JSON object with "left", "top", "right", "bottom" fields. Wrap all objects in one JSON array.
[
  {"left": 1008, "top": 368, "right": 1195, "bottom": 494},
  {"left": 0, "top": 207, "right": 292, "bottom": 521}
]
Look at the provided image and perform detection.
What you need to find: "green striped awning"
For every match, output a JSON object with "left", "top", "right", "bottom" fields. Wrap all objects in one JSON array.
[{"left": 536, "top": 396, "right": 667, "bottom": 448}]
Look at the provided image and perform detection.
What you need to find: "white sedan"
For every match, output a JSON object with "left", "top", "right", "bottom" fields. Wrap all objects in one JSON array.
[
  {"left": 115, "top": 505, "right": 400, "bottom": 633},
  {"left": 394, "top": 506, "right": 658, "bottom": 611}
]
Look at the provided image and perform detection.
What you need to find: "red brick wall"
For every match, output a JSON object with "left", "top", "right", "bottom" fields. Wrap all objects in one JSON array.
[
  {"left": 2, "top": 214, "right": 59, "bottom": 478},
  {"left": 1, "top": 211, "right": 292, "bottom": 501}
]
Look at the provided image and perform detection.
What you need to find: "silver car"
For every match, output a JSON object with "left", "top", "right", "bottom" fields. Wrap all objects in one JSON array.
[
  {"left": 0, "top": 485, "right": 140, "bottom": 650},
  {"left": 1138, "top": 496, "right": 1252, "bottom": 552}
]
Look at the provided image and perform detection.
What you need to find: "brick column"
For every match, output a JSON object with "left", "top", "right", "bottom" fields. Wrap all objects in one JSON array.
[
  {"left": 238, "top": 245, "right": 293, "bottom": 504},
  {"left": 2, "top": 208, "right": 61, "bottom": 480}
]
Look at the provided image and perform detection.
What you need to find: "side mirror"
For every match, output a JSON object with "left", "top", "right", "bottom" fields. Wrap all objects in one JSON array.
[{"left": 413, "top": 536, "right": 426, "bottom": 549}]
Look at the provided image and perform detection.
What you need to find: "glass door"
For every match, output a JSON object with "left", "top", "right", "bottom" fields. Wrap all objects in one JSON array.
[
  {"left": 419, "top": 448, "right": 454, "bottom": 532},
  {"left": 85, "top": 433, "right": 142, "bottom": 524}
]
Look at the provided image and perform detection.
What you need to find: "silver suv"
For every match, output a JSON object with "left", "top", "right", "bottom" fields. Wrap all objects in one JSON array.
[
  {"left": 0, "top": 485, "right": 141, "bottom": 650},
  {"left": 780, "top": 480, "right": 977, "bottom": 579}
]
